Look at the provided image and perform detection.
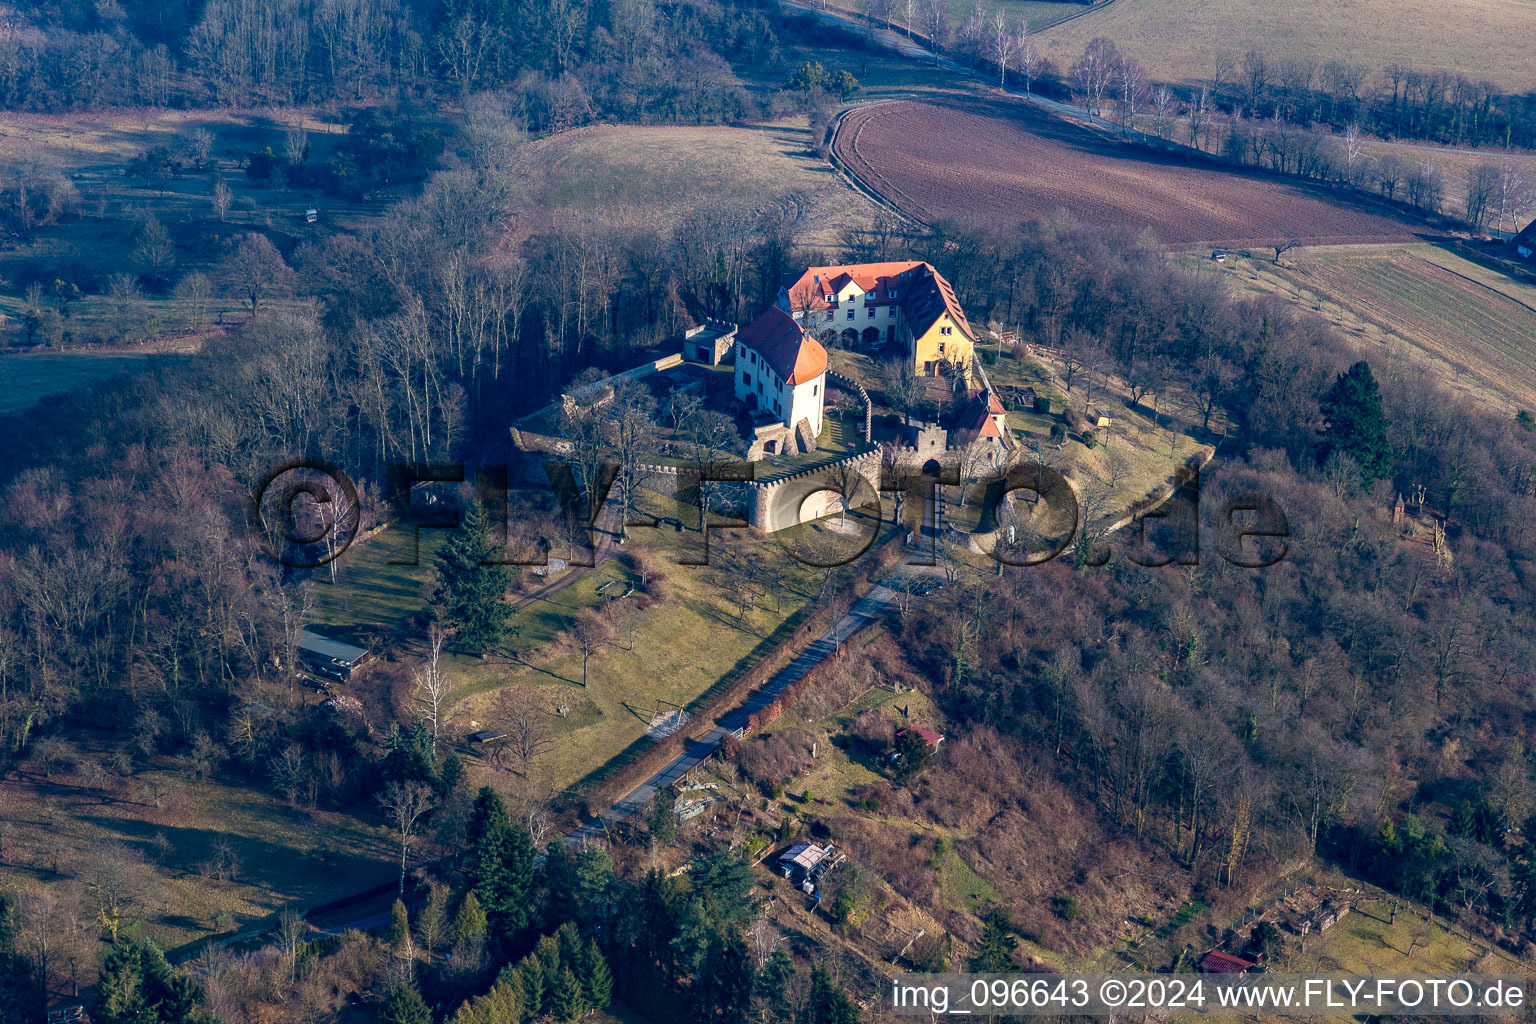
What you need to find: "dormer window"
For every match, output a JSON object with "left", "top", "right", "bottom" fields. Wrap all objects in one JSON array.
[{"left": 890, "top": 288, "right": 897, "bottom": 298}]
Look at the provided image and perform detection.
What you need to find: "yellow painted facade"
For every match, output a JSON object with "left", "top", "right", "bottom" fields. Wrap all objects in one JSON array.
[{"left": 910, "top": 312, "right": 975, "bottom": 376}]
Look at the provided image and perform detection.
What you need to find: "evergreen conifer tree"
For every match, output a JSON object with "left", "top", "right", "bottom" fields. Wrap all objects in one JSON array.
[
  {"left": 465, "top": 786, "right": 534, "bottom": 943},
  {"left": 434, "top": 501, "right": 513, "bottom": 653},
  {"left": 388, "top": 899, "right": 411, "bottom": 955},
  {"left": 381, "top": 985, "right": 432, "bottom": 1024},
  {"left": 578, "top": 937, "right": 613, "bottom": 1011},
  {"left": 550, "top": 966, "right": 585, "bottom": 1023},
  {"left": 450, "top": 891, "right": 487, "bottom": 947},
  {"left": 1320, "top": 360, "right": 1393, "bottom": 485},
  {"left": 805, "top": 966, "right": 860, "bottom": 1024},
  {"left": 970, "top": 909, "right": 1019, "bottom": 971}
]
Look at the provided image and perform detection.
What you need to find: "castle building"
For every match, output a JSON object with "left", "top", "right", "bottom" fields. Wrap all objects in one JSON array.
[
  {"left": 733, "top": 305, "right": 828, "bottom": 444},
  {"left": 777, "top": 260, "right": 977, "bottom": 376}
]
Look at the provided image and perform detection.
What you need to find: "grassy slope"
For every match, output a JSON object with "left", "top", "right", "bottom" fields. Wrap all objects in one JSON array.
[
  {"left": 1035, "top": 0, "right": 1536, "bottom": 92},
  {"left": 0, "top": 107, "right": 414, "bottom": 413},
  {"left": 0, "top": 351, "right": 172, "bottom": 412},
  {"left": 313, "top": 516, "right": 833, "bottom": 795},
  {"left": 515, "top": 118, "right": 879, "bottom": 247},
  {"left": 1179, "top": 244, "right": 1536, "bottom": 415},
  {"left": 0, "top": 754, "right": 396, "bottom": 954}
]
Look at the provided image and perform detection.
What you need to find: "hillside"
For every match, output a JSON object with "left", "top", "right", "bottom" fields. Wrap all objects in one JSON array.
[
  {"left": 511, "top": 119, "right": 880, "bottom": 247},
  {"left": 1035, "top": 0, "right": 1536, "bottom": 92},
  {"left": 1186, "top": 243, "right": 1536, "bottom": 414}
]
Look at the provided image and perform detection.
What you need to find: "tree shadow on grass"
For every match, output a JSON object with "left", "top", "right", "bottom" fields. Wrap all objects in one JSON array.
[
  {"left": 505, "top": 648, "right": 579, "bottom": 686},
  {"left": 76, "top": 814, "right": 392, "bottom": 909}
]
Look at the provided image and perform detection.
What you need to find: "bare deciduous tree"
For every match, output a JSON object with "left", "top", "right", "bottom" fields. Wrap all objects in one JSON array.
[
  {"left": 77, "top": 841, "right": 159, "bottom": 943},
  {"left": 571, "top": 608, "right": 614, "bottom": 688},
  {"left": 1071, "top": 38, "right": 1119, "bottom": 118},
  {"left": 412, "top": 623, "right": 452, "bottom": 755},
  {"left": 277, "top": 906, "right": 307, "bottom": 982},
  {"left": 956, "top": 438, "right": 993, "bottom": 505},
  {"left": 210, "top": 178, "right": 232, "bottom": 221},
  {"left": 489, "top": 684, "right": 554, "bottom": 775},
  {"left": 1342, "top": 123, "right": 1366, "bottom": 185},
  {"left": 174, "top": 271, "right": 215, "bottom": 327},
  {"left": 379, "top": 780, "right": 435, "bottom": 895},
  {"left": 1271, "top": 238, "right": 1303, "bottom": 264},
  {"left": 988, "top": 11, "right": 1016, "bottom": 88},
  {"left": 219, "top": 233, "right": 295, "bottom": 316}
]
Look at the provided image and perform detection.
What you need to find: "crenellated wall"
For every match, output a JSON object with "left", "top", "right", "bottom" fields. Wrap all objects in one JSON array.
[{"left": 746, "top": 449, "right": 883, "bottom": 533}]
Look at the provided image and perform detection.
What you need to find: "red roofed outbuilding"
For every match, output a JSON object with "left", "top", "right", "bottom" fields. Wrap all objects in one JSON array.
[
  {"left": 1197, "top": 950, "right": 1258, "bottom": 974},
  {"left": 896, "top": 726, "right": 945, "bottom": 752}
]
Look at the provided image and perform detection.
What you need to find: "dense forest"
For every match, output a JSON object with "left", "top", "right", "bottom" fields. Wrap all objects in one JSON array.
[{"left": 0, "top": 0, "right": 782, "bottom": 128}]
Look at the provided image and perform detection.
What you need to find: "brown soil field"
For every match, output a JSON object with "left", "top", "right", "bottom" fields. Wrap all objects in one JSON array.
[{"left": 833, "top": 98, "right": 1428, "bottom": 247}]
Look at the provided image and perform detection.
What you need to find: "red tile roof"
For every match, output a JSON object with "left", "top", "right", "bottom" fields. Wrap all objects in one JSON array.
[
  {"left": 782, "top": 261, "right": 977, "bottom": 345},
  {"left": 897, "top": 727, "right": 945, "bottom": 748},
  {"left": 784, "top": 261, "right": 926, "bottom": 308},
  {"left": 1198, "top": 951, "right": 1255, "bottom": 974},
  {"left": 738, "top": 306, "right": 827, "bottom": 386},
  {"left": 958, "top": 390, "right": 1006, "bottom": 438}
]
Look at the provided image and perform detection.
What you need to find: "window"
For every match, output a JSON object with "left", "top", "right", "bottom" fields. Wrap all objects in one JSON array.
[
  {"left": 890, "top": 288, "right": 897, "bottom": 298},
  {"left": 868, "top": 309, "right": 875, "bottom": 318},
  {"left": 813, "top": 384, "right": 819, "bottom": 396},
  {"left": 847, "top": 310, "right": 854, "bottom": 320},
  {"left": 938, "top": 343, "right": 946, "bottom": 354}
]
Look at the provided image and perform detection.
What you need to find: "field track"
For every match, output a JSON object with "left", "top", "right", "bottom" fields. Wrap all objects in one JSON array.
[{"left": 833, "top": 98, "right": 1428, "bottom": 248}]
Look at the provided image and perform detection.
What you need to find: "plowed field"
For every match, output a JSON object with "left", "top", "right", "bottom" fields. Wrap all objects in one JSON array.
[{"left": 833, "top": 98, "right": 1426, "bottom": 247}]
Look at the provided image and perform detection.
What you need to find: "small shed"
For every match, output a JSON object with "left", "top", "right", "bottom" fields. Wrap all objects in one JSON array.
[
  {"left": 896, "top": 726, "right": 945, "bottom": 753},
  {"left": 675, "top": 797, "right": 713, "bottom": 822},
  {"left": 778, "top": 842, "right": 833, "bottom": 883},
  {"left": 296, "top": 629, "right": 369, "bottom": 681},
  {"left": 1093, "top": 410, "right": 1113, "bottom": 429},
  {"left": 1198, "top": 950, "right": 1257, "bottom": 974},
  {"left": 305, "top": 207, "right": 318, "bottom": 223}
]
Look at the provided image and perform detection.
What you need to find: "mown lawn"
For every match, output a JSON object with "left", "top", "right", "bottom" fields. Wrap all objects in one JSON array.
[
  {"left": 313, "top": 511, "right": 839, "bottom": 795},
  {"left": 1286, "top": 897, "right": 1524, "bottom": 977}
]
